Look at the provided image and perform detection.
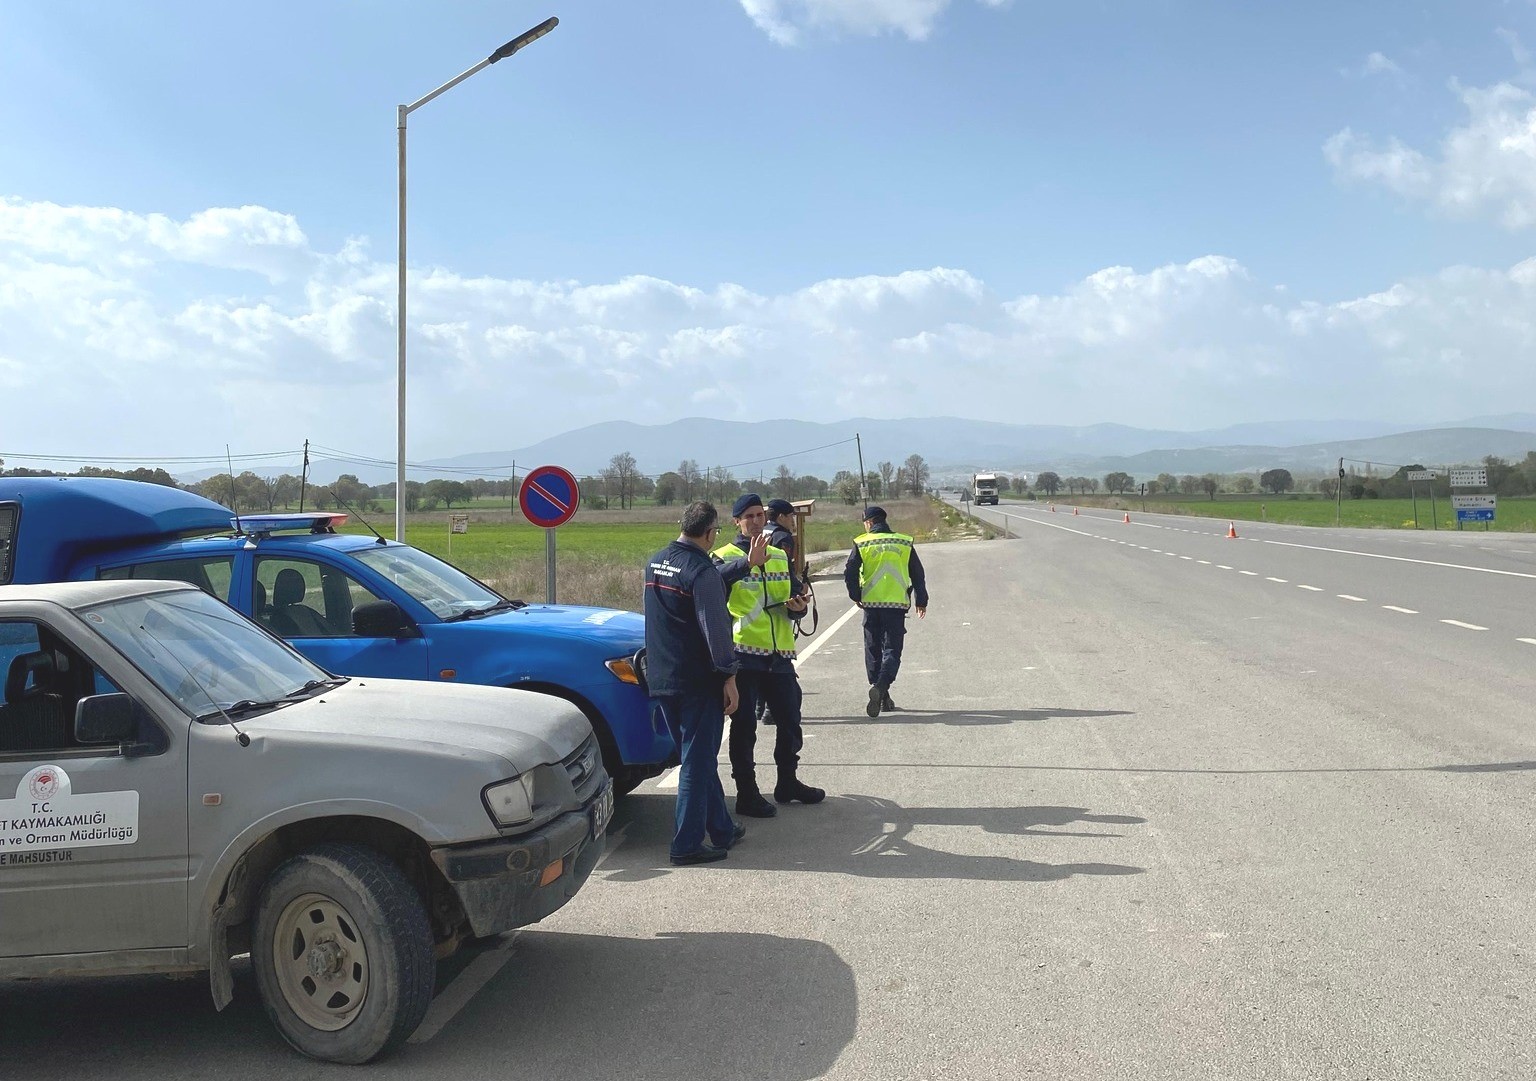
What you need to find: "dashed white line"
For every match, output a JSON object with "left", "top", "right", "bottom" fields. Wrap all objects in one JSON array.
[
  {"left": 1179, "top": 555, "right": 1193, "bottom": 560},
  {"left": 1297, "top": 584, "right": 1324, "bottom": 591},
  {"left": 1238, "top": 570, "right": 1258, "bottom": 576},
  {"left": 1196, "top": 560, "right": 1211, "bottom": 565},
  {"left": 1518, "top": 638, "right": 1536, "bottom": 646},
  {"left": 410, "top": 932, "right": 522, "bottom": 1044},
  {"left": 1265, "top": 577, "right": 1287, "bottom": 583},
  {"left": 1382, "top": 605, "right": 1418, "bottom": 614},
  {"left": 1440, "top": 619, "right": 1489, "bottom": 631},
  {"left": 1337, "top": 594, "right": 1366, "bottom": 602}
]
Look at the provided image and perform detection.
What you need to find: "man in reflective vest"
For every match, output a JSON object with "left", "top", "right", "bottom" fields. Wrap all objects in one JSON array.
[
  {"left": 756, "top": 497, "right": 801, "bottom": 728},
  {"left": 713, "top": 493, "right": 825, "bottom": 816},
  {"left": 844, "top": 505, "right": 928, "bottom": 717}
]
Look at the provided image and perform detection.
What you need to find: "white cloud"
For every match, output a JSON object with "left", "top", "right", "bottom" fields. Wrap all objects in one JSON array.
[
  {"left": 1348, "top": 51, "right": 1405, "bottom": 80},
  {"left": 739, "top": 0, "right": 1009, "bottom": 45},
  {"left": 3, "top": 195, "right": 1536, "bottom": 464},
  {"left": 1325, "top": 80, "right": 1536, "bottom": 228},
  {"left": 1497, "top": 28, "right": 1531, "bottom": 69}
]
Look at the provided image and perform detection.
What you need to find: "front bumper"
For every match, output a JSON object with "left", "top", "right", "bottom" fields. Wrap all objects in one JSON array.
[{"left": 430, "top": 781, "right": 613, "bottom": 937}]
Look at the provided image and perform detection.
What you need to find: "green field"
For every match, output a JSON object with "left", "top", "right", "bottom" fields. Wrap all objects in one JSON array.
[
  {"left": 332, "top": 498, "right": 954, "bottom": 611},
  {"left": 1028, "top": 494, "right": 1536, "bottom": 532}
]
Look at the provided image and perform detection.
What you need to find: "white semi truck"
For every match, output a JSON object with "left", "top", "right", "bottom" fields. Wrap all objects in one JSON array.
[{"left": 972, "top": 472, "right": 1000, "bottom": 505}]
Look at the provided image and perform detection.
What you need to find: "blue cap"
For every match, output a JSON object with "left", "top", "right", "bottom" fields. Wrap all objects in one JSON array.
[
  {"left": 862, "top": 505, "right": 887, "bottom": 521},
  {"left": 731, "top": 493, "right": 764, "bottom": 517},
  {"left": 766, "top": 498, "right": 795, "bottom": 516}
]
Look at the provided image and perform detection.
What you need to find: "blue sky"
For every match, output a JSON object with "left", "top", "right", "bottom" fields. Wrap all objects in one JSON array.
[{"left": 2, "top": 0, "right": 1535, "bottom": 468}]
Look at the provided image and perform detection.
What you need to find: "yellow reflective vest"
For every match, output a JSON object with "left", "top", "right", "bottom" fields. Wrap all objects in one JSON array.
[
  {"left": 855, "top": 531, "right": 914, "bottom": 609},
  {"left": 712, "top": 541, "right": 797, "bottom": 657}
]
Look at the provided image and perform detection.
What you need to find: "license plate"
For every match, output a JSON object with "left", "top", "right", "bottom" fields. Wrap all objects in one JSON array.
[{"left": 591, "top": 783, "right": 614, "bottom": 840}]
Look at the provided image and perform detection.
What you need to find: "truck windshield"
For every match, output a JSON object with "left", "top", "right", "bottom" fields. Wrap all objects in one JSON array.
[
  {"left": 354, "top": 544, "right": 502, "bottom": 619},
  {"left": 83, "top": 588, "right": 333, "bottom": 721}
]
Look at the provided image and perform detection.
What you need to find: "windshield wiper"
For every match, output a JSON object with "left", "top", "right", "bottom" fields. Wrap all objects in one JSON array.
[
  {"left": 285, "top": 678, "right": 344, "bottom": 698},
  {"left": 446, "top": 599, "right": 523, "bottom": 622},
  {"left": 223, "top": 698, "right": 288, "bottom": 717}
]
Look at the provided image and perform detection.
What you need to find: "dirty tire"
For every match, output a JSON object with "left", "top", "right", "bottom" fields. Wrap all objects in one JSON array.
[{"left": 251, "top": 843, "right": 435, "bottom": 1064}]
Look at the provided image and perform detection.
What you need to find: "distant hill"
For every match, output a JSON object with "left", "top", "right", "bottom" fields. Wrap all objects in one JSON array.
[{"left": 169, "top": 414, "right": 1536, "bottom": 486}]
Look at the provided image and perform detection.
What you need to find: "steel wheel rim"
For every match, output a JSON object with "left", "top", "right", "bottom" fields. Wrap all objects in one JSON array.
[{"left": 271, "top": 891, "right": 370, "bottom": 1031}]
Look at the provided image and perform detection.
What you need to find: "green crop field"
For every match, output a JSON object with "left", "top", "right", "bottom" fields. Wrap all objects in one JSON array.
[
  {"left": 330, "top": 498, "right": 955, "bottom": 611},
  {"left": 1030, "top": 494, "right": 1536, "bottom": 532}
]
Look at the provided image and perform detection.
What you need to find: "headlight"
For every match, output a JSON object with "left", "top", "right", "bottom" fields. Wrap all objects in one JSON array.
[
  {"left": 604, "top": 656, "right": 640, "bottom": 684},
  {"left": 482, "top": 775, "right": 536, "bottom": 828}
]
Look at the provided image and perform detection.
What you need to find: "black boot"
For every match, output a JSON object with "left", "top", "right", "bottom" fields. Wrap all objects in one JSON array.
[
  {"left": 735, "top": 779, "right": 777, "bottom": 818},
  {"left": 774, "top": 767, "right": 825, "bottom": 805},
  {"left": 755, "top": 696, "right": 776, "bottom": 726},
  {"left": 881, "top": 689, "right": 897, "bottom": 712},
  {"left": 866, "top": 684, "right": 883, "bottom": 718}
]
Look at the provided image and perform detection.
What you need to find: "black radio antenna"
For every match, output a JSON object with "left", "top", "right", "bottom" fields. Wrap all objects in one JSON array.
[
  {"left": 325, "top": 486, "right": 389, "bottom": 545},
  {"left": 226, "top": 444, "right": 243, "bottom": 535}
]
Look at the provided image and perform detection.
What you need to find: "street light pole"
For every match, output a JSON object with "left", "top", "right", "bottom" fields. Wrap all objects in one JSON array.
[{"left": 395, "top": 17, "right": 559, "bottom": 541}]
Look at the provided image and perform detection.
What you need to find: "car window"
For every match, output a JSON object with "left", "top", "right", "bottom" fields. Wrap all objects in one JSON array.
[
  {"left": 254, "top": 558, "right": 386, "bottom": 638},
  {"left": 98, "top": 556, "right": 236, "bottom": 603},
  {"left": 0, "top": 619, "right": 120, "bottom": 755},
  {"left": 354, "top": 544, "right": 501, "bottom": 619}
]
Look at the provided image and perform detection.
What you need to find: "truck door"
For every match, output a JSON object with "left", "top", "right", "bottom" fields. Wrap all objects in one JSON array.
[
  {"left": 252, "top": 556, "right": 430, "bottom": 680},
  {"left": 0, "top": 611, "right": 189, "bottom": 956}
]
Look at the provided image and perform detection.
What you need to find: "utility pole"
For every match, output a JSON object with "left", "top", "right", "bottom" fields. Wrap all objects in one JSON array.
[{"left": 855, "top": 432, "right": 868, "bottom": 507}]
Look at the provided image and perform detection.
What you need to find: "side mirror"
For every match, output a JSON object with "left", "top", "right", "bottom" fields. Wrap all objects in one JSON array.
[
  {"left": 353, "top": 600, "right": 416, "bottom": 639},
  {"left": 75, "top": 693, "right": 137, "bottom": 744}
]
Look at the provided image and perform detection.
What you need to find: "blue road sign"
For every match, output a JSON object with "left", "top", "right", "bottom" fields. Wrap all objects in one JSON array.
[
  {"left": 1456, "top": 507, "right": 1495, "bottom": 523},
  {"left": 519, "top": 466, "right": 580, "bottom": 528}
]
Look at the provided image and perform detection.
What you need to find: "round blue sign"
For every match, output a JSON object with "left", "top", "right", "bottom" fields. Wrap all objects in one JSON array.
[{"left": 519, "top": 465, "right": 580, "bottom": 528}]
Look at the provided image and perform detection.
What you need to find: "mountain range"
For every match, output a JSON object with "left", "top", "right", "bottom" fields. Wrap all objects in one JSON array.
[{"left": 180, "top": 414, "right": 1536, "bottom": 486}]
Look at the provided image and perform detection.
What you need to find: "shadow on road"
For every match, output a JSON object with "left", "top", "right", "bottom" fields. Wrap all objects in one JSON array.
[
  {"left": 806, "top": 706, "right": 1134, "bottom": 727},
  {"left": 603, "top": 793, "right": 1145, "bottom": 885},
  {"left": 0, "top": 931, "right": 855, "bottom": 1081},
  {"left": 801, "top": 759, "right": 1536, "bottom": 776}
]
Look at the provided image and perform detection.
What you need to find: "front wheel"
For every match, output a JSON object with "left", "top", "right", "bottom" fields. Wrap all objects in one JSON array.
[{"left": 251, "top": 843, "right": 436, "bottom": 1064}]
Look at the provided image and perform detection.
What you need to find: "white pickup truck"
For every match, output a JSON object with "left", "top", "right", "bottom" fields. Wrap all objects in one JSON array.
[{"left": 0, "top": 579, "right": 612, "bottom": 1063}]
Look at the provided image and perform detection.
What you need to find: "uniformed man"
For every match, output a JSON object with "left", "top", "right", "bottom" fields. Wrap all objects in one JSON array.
[
  {"left": 844, "top": 505, "right": 928, "bottom": 717},
  {"left": 758, "top": 498, "right": 800, "bottom": 728},
  {"left": 713, "top": 493, "right": 824, "bottom": 816},
  {"left": 643, "top": 501, "right": 745, "bottom": 865}
]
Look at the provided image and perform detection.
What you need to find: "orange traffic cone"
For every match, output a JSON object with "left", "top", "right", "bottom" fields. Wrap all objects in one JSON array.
[
  {"left": 1123, "top": 512, "right": 1130, "bottom": 523},
  {"left": 1226, "top": 521, "right": 1238, "bottom": 538}
]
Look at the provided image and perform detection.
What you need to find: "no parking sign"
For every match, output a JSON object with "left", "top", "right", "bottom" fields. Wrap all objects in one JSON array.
[{"left": 519, "top": 466, "right": 580, "bottom": 602}]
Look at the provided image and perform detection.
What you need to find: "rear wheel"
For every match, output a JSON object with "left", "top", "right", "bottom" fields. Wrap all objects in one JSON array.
[{"left": 251, "top": 843, "right": 435, "bottom": 1064}]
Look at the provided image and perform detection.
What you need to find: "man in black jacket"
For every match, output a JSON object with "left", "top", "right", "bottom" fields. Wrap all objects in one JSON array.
[{"left": 644, "top": 501, "right": 747, "bottom": 865}]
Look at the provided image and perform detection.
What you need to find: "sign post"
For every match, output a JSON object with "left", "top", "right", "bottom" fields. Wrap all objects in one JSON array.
[
  {"left": 519, "top": 465, "right": 580, "bottom": 603},
  {"left": 1449, "top": 468, "right": 1492, "bottom": 532},
  {"left": 447, "top": 512, "right": 469, "bottom": 556},
  {"left": 1406, "top": 470, "right": 1436, "bottom": 530}
]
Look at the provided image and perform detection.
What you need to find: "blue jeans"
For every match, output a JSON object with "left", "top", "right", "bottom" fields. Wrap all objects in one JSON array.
[
  {"left": 656, "top": 691, "right": 737, "bottom": 857},
  {"left": 863, "top": 608, "right": 907, "bottom": 687}
]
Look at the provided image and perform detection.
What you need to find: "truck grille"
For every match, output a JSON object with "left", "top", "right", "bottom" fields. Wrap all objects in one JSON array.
[{"left": 562, "top": 735, "right": 601, "bottom": 798}]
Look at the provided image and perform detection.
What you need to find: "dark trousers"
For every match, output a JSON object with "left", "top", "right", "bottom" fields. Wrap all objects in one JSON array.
[
  {"left": 863, "top": 608, "right": 907, "bottom": 688},
  {"left": 656, "top": 692, "right": 737, "bottom": 857},
  {"left": 729, "top": 668, "right": 804, "bottom": 783}
]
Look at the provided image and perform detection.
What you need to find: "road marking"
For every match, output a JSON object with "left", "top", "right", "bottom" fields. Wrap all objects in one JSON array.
[
  {"left": 1265, "top": 577, "right": 1287, "bottom": 583},
  {"left": 1337, "top": 594, "right": 1366, "bottom": 602},
  {"left": 656, "top": 766, "right": 680, "bottom": 790},
  {"left": 1297, "top": 584, "right": 1323, "bottom": 591},
  {"left": 595, "top": 823, "right": 630, "bottom": 869},
  {"left": 1382, "top": 605, "right": 1418, "bottom": 614},
  {"left": 1518, "top": 638, "right": 1536, "bottom": 645},
  {"left": 1197, "top": 560, "right": 1211, "bottom": 565},
  {"left": 1260, "top": 538, "right": 1536, "bottom": 580},
  {"left": 1440, "top": 619, "right": 1489, "bottom": 631},
  {"left": 1238, "top": 570, "right": 1258, "bottom": 576},
  {"left": 1216, "top": 565, "right": 1232, "bottom": 570},
  {"left": 1179, "top": 555, "right": 1193, "bottom": 560},
  {"left": 410, "top": 932, "right": 522, "bottom": 1044}
]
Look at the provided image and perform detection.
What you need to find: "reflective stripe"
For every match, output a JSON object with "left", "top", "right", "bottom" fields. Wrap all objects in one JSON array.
[
  {"left": 856, "top": 531, "right": 914, "bottom": 608},
  {"left": 713, "top": 540, "right": 796, "bottom": 655}
]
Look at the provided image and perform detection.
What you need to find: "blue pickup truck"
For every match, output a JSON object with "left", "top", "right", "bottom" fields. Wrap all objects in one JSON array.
[{"left": 0, "top": 476, "right": 671, "bottom": 793}]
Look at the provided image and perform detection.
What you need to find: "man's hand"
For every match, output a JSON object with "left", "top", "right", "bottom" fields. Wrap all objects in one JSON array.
[
  {"left": 747, "top": 532, "right": 770, "bottom": 567},
  {"left": 723, "top": 675, "right": 739, "bottom": 715},
  {"left": 786, "top": 595, "right": 808, "bottom": 614},
  {"left": 916, "top": 606, "right": 927, "bottom": 619}
]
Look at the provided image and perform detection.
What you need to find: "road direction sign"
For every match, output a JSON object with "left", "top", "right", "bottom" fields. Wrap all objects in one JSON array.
[
  {"left": 1449, "top": 468, "right": 1487, "bottom": 488},
  {"left": 1452, "top": 494, "right": 1496, "bottom": 523},
  {"left": 519, "top": 466, "right": 580, "bottom": 528},
  {"left": 1407, "top": 470, "right": 1436, "bottom": 482},
  {"left": 450, "top": 513, "right": 469, "bottom": 535}
]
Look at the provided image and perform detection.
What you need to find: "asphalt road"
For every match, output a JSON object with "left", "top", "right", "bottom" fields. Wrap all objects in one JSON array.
[{"left": 8, "top": 511, "right": 1535, "bottom": 1079}]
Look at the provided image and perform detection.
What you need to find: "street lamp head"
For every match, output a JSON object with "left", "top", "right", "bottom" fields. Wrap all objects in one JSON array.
[{"left": 489, "top": 17, "right": 559, "bottom": 63}]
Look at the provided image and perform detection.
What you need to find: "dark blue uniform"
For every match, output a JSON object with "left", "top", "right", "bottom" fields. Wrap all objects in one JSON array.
[
  {"left": 844, "top": 520, "right": 929, "bottom": 697},
  {"left": 644, "top": 539, "right": 739, "bottom": 859}
]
